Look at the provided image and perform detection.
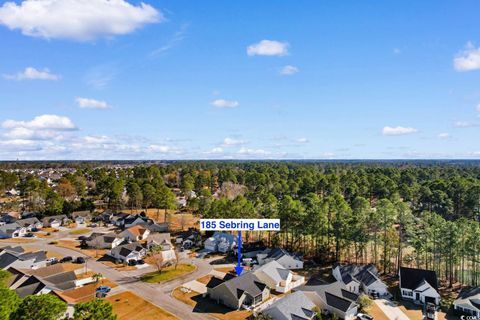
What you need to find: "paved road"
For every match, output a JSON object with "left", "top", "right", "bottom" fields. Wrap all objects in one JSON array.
[
  {"left": 1, "top": 232, "right": 216, "bottom": 320},
  {"left": 374, "top": 299, "right": 410, "bottom": 320}
]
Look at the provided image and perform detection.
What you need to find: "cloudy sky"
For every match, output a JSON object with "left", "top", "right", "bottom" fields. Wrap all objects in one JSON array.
[{"left": 0, "top": 0, "right": 479, "bottom": 160}]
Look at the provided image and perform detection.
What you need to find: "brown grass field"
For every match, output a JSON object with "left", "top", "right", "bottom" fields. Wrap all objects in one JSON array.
[{"left": 106, "top": 291, "right": 178, "bottom": 320}]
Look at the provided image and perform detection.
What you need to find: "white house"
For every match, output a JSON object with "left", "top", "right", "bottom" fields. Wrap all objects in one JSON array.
[
  {"left": 257, "top": 248, "right": 303, "bottom": 270},
  {"left": 84, "top": 233, "right": 124, "bottom": 249},
  {"left": 252, "top": 260, "right": 305, "bottom": 293},
  {"left": 0, "top": 223, "right": 27, "bottom": 239},
  {"left": 16, "top": 218, "right": 43, "bottom": 232},
  {"left": 332, "top": 263, "right": 388, "bottom": 297},
  {"left": 399, "top": 267, "right": 440, "bottom": 305},
  {"left": 146, "top": 233, "right": 176, "bottom": 264},
  {"left": 204, "top": 232, "right": 236, "bottom": 253},
  {"left": 42, "top": 215, "right": 68, "bottom": 228},
  {"left": 454, "top": 287, "right": 480, "bottom": 317},
  {"left": 109, "top": 242, "right": 147, "bottom": 263}
]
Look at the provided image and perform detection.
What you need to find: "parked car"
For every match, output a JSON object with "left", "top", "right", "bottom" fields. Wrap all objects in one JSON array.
[
  {"left": 78, "top": 235, "right": 88, "bottom": 241},
  {"left": 137, "top": 259, "right": 145, "bottom": 265},
  {"left": 87, "top": 223, "right": 97, "bottom": 228},
  {"left": 357, "top": 313, "right": 374, "bottom": 320},
  {"left": 47, "top": 258, "right": 58, "bottom": 265},
  {"left": 425, "top": 303, "right": 436, "bottom": 320},
  {"left": 75, "top": 257, "right": 85, "bottom": 264},
  {"left": 127, "top": 260, "right": 137, "bottom": 266},
  {"left": 24, "top": 233, "right": 34, "bottom": 238},
  {"left": 60, "top": 256, "right": 73, "bottom": 263},
  {"left": 96, "top": 286, "right": 111, "bottom": 293}
]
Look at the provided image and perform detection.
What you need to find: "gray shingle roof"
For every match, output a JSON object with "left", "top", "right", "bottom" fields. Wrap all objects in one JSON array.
[{"left": 263, "top": 291, "right": 315, "bottom": 320}]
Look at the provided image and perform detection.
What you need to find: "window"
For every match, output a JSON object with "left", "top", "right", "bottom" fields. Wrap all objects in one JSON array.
[{"left": 403, "top": 290, "right": 413, "bottom": 297}]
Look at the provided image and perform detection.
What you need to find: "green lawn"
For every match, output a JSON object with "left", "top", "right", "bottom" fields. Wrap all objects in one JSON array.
[
  {"left": 140, "top": 264, "right": 196, "bottom": 283},
  {"left": 69, "top": 229, "right": 90, "bottom": 235}
]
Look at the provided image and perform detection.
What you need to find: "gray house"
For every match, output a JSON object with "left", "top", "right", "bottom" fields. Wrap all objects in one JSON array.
[
  {"left": 207, "top": 272, "right": 270, "bottom": 310},
  {"left": 16, "top": 218, "right": 43, "bottom": 231},
  {"left": 454, "top": 287, "right": 480, "bottom": 317},
  {"left": 0, "top": 223, "right": 26, "bottom": 239},
  {"left": 262, "top": 291, "right": 316, "bottom": 320}
]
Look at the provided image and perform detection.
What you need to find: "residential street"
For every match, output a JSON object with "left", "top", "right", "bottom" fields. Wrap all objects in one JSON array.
[{"left": 1, "top": 232, "right": 216, "bottom": 320}]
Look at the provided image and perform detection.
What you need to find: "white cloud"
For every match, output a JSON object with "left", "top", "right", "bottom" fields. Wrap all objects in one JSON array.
[
  {"left": 76, "top": 97, "right": 110, "bottom": 109},
  {"left": 454, "top": 42, "right": 480, "bottom": 72},
  {"left": 296, "top": 137, "right": 309, "bottom": 143},
  {"left": 0, "top": 0, "right": 162, "bottom": 41},
  {"left": 3, "top": 67, "right": 60, "bottom": 80},
  {"left": 437, "top": 133, "right": 450, "bottom": 140},
  {"left": 237, "top": 147, "right": 269, "bottom": 156},
  {"left": 0, "top": 139, "right": 41, "bottom": 151},
  {"left": 322, "top": 152, "right": 335, "bottom": 158},
  {"left": 211, "top": 99, "right": 239, "bottom": 108},
  {"left": 3, "top": 114, "right": 77, "bottom": 130},
  {"left": 221, "top": 137, "right": 245, "bottom": 147},
  {"left": 454, "top": 121, "right": 477, "bottom": 128},
  {"left": 280, "top": 65, "right": 299, "bottom": 75},
  {"left": 247, "top": 40, "right": 289, "bottom": 56},
  {"left": 205, "top": 147, "right": 223, "bottom": 155},
  {"left": 382, "top": 126, "right": 418, "bottom": 136},
  {"left": 476, "top": 103, "right": 480, "bottom": 113},
  {"left": 147, "top": 144, "right": 181, "bottom": 154}
]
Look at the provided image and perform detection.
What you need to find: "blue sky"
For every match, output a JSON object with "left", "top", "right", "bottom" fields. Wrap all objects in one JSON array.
[{"left": 0, "top": 0, "right": 480, "bottom": 160}]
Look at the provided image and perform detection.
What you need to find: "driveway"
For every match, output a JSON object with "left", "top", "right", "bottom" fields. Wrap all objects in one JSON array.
[{"left": 374, "top": 299, "right": 410, "bottom": 320}]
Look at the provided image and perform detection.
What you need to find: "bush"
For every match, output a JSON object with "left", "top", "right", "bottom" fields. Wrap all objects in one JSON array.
[{"left": 358, "top": 294, "right": 373, "bottom": 310}]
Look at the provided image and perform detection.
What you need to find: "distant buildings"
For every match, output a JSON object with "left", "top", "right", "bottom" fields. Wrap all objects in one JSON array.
[{"left": 257, "top": 248, "right": 303, "bottom": 270}]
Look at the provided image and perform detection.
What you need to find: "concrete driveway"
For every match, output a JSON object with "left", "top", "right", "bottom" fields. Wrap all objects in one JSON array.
[{"left": 374, "top": 299, "right": 410, "bottom": 320}]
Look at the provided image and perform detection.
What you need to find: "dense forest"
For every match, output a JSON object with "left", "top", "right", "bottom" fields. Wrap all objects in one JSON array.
[{"left": 1, "top": 161, "right": 480, "bottom": 288}]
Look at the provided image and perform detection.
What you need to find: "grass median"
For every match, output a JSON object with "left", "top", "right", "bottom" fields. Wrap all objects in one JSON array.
[{"left": 140, "top": 264, "right": 196, "bottom": 283}]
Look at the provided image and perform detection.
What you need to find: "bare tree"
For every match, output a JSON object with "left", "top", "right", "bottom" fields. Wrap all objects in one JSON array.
[{"left": 149, "top": 245, "right": 165, "bottom": 273}]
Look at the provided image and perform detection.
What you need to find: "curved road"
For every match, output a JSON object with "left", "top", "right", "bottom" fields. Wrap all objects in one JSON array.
[{"left": 1, "top": 231, "right": 216, "bottom": 320}]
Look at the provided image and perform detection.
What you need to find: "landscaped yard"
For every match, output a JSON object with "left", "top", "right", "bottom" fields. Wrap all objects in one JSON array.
[
  {"left": 106, "top": 291, "right": 178, "bottom": 320},
  {"left": 140, "top": 264, "right": 196, "bottom": 283},
  {"left": 172, "top": 287, "right": 252, "bottom": 320}
]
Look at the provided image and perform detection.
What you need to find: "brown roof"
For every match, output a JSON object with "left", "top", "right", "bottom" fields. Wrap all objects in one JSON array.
[
  {"left": 125, "top": 225, "right": 147, "bottom": 236},
  {"left": 30, "top": 264, "right": 67, "bottom": 278}
]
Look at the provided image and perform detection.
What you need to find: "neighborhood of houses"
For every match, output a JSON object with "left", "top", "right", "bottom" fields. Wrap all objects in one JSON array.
[{"left": 0, "top": 209, "right": 475, "bottom": 320}]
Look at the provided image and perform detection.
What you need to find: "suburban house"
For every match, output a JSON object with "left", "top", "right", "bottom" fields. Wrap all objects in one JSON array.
[
  {"left": 297, "top": 281, "right": 360, "bottom": 320},
  {"left": 252, "top": 260, "right": 305, "bottom": 293},
  {"left": 42, "top": 215, "right": 69, "bottom": 228},
  {"left": 115, "top": 214, "right": 150, "bottom": 229},
  {"left": 207, "top": 272, "right": 270, "bottom": 310},
  {"left": 0, "top": 213, "right": 17, "bottom": 226},
  {"left": 16, "top": 217, "right": 43, "bottom": 231},
  {"left": 257, "top": 248, "right": 304, "bottom": 270},
  {"left": 262, "top": 291, "right": 316, "bottom": 320},
  {"left": 0, "top": 223, "right": 26, "bottom": 239},
  {"left": 454, "top": 287, "right": 480, "bottom": 317},
  {"left": 0, "top": 246, "right": 25, "bottom": 255},
  {"left": 0, "top": 250, "right": 48, "bottom": 270},
  {"left": 399, "top": 267, "right": 440, "bottom": 305},
  {"left": 71, "top": 211, "right": 92, "bottom": 225},
  {"left": 119, "top": 225, "right": 150, "bottom": 242},
  {"left": 109, "top": 242, "right": 147, "bottom": 263},
  {"left": 141, "top": 221, "right": 169, "bottom": 233},
  {"left": 332, "top": 263, "right": 388, "bottom": 296},
  {"left": 175, "top": 228, "right": 201, "bottom": 248},
  {"left": 146, "top": 233, "right": 176, "bottom": 263},
  {"left": 204, "top": 232, "right": 237, "bottom": 253},
  {"left": 83, "top": 232, "right": 124, "bottom": 249}
]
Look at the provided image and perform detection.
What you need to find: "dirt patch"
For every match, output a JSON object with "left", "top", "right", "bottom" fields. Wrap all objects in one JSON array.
[
  {"left": 56, "top": 240, "right": 107, "bottom": 258},
  {"left": 196, "top": 274, "right": 214, "bottom": 285},
  {"left": 107, "top": 291, "right": 178, "bottom": 320}
]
